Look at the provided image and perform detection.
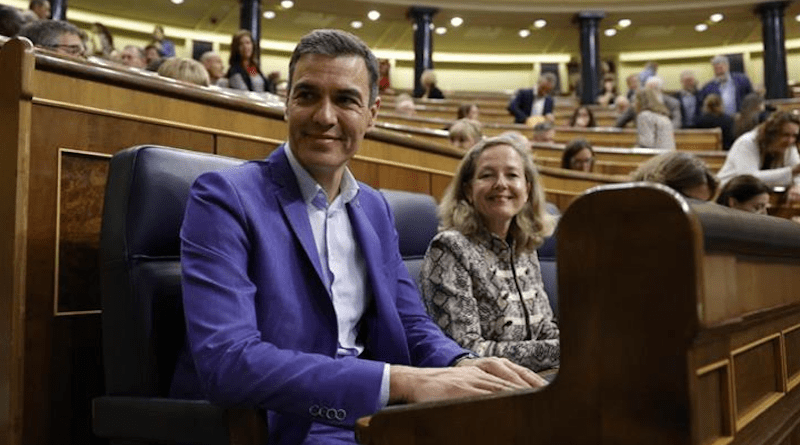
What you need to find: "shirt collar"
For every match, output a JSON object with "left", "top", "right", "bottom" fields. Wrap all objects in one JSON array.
[{"left": 284, "top": 142, "right": 360, "bottom": 207}]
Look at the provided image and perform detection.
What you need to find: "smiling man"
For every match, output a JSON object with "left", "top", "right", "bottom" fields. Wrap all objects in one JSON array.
[{"left": 171, "top": 29, "right": 546, "bottom": 445}]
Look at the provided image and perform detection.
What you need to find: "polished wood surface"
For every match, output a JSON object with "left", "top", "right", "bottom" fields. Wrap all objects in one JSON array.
[{"left": 356, "top": 184, "right": 800, "bottom": 445}]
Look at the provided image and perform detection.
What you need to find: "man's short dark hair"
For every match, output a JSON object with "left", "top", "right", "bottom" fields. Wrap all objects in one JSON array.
[
  {"left": 0, "top": 5, "right": 24, "bottom": 37},
  {"left": 288, "top": 29, "right": 379, "bottom": 105},
  {"left": 19, "top": 19, "right": 82, "bottom": 49}
]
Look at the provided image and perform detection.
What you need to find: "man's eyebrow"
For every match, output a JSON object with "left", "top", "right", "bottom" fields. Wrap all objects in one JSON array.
[{"left": 337, "top": 87, "right": 364, "bottom": 100}]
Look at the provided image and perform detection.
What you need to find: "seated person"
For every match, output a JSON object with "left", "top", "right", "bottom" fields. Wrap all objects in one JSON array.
[
  {"left": 416, "top": 69, "right": 444, "bottom": 99},
  {"left": 695, "top": 94, "right": 734, "bottom": 150},
  {"left": 561, "top": 139, "right": 594, "bottom": 172},
  {"left": 157, "top": 57, "right": 210, "bottom": 87},
  {"left": 508, "top": 73, "right": 556, "bottom": 124},
  {"left": 531, "top": 121, "right": 555, "bottom": 144},
  {"left": 715, "top": 174, "right": 770, "bottom": 215},
  {"left": 19, "top": 19, "right": 86, "bottom": 58},
  {"left": 227, "top": 29, "right": 274, "bottom": 93},
  {"left": 449, "top": 118, "right": 483, "bottom": 150},
  {"left": 596, "top": 74, "right": 617, "bottom": 107},
  {"left": 457, "top": 102, "right": 480, "bottom": 121},
  {"left": 420, "top": 134, "right": 560, "bottom": 372},
  {"left": 394, "top": 92, "right": 415, "bottom": 116},
  {"left": 717, "top": 111, "right": 800, "bottom": 202},
  {"left": 378, "top": 58, "right": 393, "bottom": 94},
  {"left": 635, "top": 88, "right": 675, "bottom": 150},
  {"left": 569, "top": 105, "right": 596, "bottom": 128},
  {"left": 171, "top": 29, "right": 545, "bottom": 445},
  {"left": 632, "top": 151, "right": 719, "bottom": 200}
]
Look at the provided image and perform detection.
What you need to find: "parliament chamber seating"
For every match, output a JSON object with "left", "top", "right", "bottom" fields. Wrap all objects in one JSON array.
[
  {"left": 93, "top": 145, "right": 269, "bottom": 445},
  {"left": 356, "top": 183, "right": 800, "bottom": 445}
]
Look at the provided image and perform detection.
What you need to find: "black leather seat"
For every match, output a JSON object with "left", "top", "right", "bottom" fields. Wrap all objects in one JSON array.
[{"left": 93, "top": 145, "right": 267, "bottom": 445}]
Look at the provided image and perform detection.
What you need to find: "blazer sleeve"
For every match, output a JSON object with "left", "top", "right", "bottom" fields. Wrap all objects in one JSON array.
[
  {"left": 420, "top": 233, "right": 560, "bottom": 372},
  {"left": 508, "top": 90, "right": 529, "bottom": 124},
  {"left": 181, "top": 171, "right": 385, "bottom": 427}
]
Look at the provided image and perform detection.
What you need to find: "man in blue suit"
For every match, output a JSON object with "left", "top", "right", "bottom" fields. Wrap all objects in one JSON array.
[
  {"left": 699, "top": 55, "right": 753, "bottom": 116},
  {"left": 170, "top": 29, "right": 546, "bottom": 445},
  {"left": 507, "top": 72, "right": 556, "bottom": 124}
]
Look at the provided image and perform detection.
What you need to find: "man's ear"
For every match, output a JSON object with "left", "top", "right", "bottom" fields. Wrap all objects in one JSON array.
[{"left": 368, "top": 96, "right": 381, "bottom": 128}]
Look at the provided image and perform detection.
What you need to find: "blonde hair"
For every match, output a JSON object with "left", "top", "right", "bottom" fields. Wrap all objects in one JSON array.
[
  {"left": 448, "top": 119, "right": 483, "bottom": 147},
  {"left": 632, "top": 151, "right": 718, "bottom": 199},
  {"left": 438, "top": 135, "right": 555, "bottom": 253},
  {"left": 635, "top": 88, "right": 669, "bottom": 117},
  {"left": 420, "top": 69, "right": 437, "bottom": 88},
  {"left": 157, "top": 57, "right": 210, "bottom": 86}
]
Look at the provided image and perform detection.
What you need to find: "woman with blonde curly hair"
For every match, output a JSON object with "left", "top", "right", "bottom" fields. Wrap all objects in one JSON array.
[{"left": 420, "top": 134, "right": 559, "bottom": 372}]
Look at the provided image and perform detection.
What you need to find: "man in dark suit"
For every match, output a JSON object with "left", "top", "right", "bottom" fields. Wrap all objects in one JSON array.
[
  {"left": 699, "top": 55, "right": 753, "bottom": 116},
  {"left": 171, "top": 28, "right": 546, "bottom": 445},
  {"left": 675, "top": 70, "right": 702, "bottom": 128},
  {"left": 508, "top": 72, "right": 556, "bottom": 124}
]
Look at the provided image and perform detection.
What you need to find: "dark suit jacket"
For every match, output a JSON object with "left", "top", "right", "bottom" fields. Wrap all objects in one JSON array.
[
  {"left": 171, "top": 146, "right": 466, "bottom": 444},
  {"left": 508, "top": 88, "right": 554, "bottom": 124},
  {"left": 699, "top": 72, "right": 753, "bottom": 113}
]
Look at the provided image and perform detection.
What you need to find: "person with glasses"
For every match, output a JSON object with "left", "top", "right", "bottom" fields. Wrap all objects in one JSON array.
[
  {"left": 561, "top": 138, "right": 595, "bottom": 172},
  {"left": 19, "top": 19, "right": 85, "bottom": 58}
]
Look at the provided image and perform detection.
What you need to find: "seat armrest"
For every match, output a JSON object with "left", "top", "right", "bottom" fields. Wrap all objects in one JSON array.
[{"left": 92, "top": 396, "right": 268, "bottom": 445}]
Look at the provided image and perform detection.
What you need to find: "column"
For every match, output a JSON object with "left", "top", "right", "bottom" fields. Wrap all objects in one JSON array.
[
  {"left": 575, "top": 11, "right": 605, "bottom": 105},
  {"left": 758, "top": 2, "right": 789, "bottom": 99},
  {"left": 240, "top": 0, "right": 261, "bottom": 62},
  {"left": 51, "top": 0, "right": 66, "bottom": 20},
  {"left": 408, "top": 7, "right": 438, "bottom": 97}
]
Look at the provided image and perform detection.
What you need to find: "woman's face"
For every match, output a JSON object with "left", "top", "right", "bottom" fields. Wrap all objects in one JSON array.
[
  {"left": 450, "top": 135, "right": 476, "bottom": 150},
  {"left": 574, "top": 107, "right": 591, "bottom": 127},
  {"left": 239, "top": 35, "right": 253, "bottom": 60},
  {"left": 467, "top": 144, "right": 531, "bottom": 237},
  {"left": 767, "top": 122, "right": 800, "bottom": 155},
  {"left": 729, "top": 193, "right": 770, "bottom": 215},
  {"left": 569, "top": 148, "right": 594, "bottom": 172},
  {"left": 603, "top": 80, "right": 614, "bottom": 91}
]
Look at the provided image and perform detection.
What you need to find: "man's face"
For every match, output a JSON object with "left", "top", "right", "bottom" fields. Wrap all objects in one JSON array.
[
  {"left": 713, "top": 62, "right": 728, "bottom": 78},
  {"left": 145, "top": 47, "right": 160, "bottom": 64},
  {"left": 53, "top": 33, "right": 85, "bottom": 57},
  {"left": 286, "top": 54, "right": 378, "bottom": 182},
  {"left": 203, "top": 55, "right": 225, "bottom": 79},
  {"left": 120, "top": 48, "right": 145, "bottom": 68},
  {"left": 681, "top": 75, "right": 696, "bottom": 91},
  {"left": 33, "top": 1, "right": 50, "bottom": 19}
]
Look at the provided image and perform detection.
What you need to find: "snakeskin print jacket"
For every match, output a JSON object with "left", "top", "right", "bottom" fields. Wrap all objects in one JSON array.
[{"left": 420, "top": 229, "right": 559, "bottom": 371}]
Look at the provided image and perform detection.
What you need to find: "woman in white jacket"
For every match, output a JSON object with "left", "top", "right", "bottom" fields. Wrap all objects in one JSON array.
[{"left": 717, "top": 111, "right": 800, "bottom": 202}]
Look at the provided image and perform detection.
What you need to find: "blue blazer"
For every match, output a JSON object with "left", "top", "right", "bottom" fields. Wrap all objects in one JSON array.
[
  {"left": 171, "top": 146, "right": 466, "bottom": 444},
  {"left": 507, "top": 88, "right": 554, "bottom": 124},
  {"left": 699, "top": 72, "right": 753, "bottom": 113}
]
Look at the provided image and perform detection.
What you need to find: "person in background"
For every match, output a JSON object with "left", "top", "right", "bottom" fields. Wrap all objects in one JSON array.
[
  {"left": 120, "top": 45, "right": 147, "bottom": 69},
  {"left": 172, "top": 29, "right": 546, "bottom": 444},
  {"left": 635, "top": 88, "right": 675, "bottom": 150},
  {"left": 143, "top": 43, "right": 161, "bottom": 66},
  {"left": 157, "top": 57, "right": 210, "bottom": 87},
  {"left": 616, "top": 76, "right": 681, "bottom": 129},
  {"left": 227, "top": 29, "right": 273, "bottom": 93},
  {"left": 0, "top": 5, "right": 25, "bottom": 37},
  {"left": 625, "top": 73, "right": 639, "bottom": 102},
  {"left": 394, "top": 93, "right": 415, "bottom": 116},
  {"left": 596, "top": 74, "right": 617, "bottom": 107},
  {"left": 675, "top": 70, "right": 701, "bottom": 128},
  {"left": 717, "top": 111, "right": 800, "bottom": 202},
  {"left": 448, "top": 118, "right": 483, "bottom": 150},
  {"left": 568, "top": 105, "right": 596, "bottom": 128},
  {"left": 531, "top": 121, "right": 555, "bottom": 144},
  {"left": 699, "top": 55, "right": 753, "bottom": 116},
  {"left": 638, "top": 61, "right": 658, "bottom": 86},
  {"left": 88, "top": 22, "right": 115, "bottom": 58},
  {"left": 458, "top": 103, "right": 480, "bottom": 121},
  {"left": 561, "top": 139, "right": 594, "bottom": 172},
  {"left": 508, "top": 72, "right": 556, "bottom": 124},
  {"left": 22, "top": 0, "right": 50, "bottom": 21},
  {"left": 417, "top": 69, "right": 444, "bottom": 99},
  {"left": 614, "top": 95, "right": 630, "bottom": 117},
  {"left": 716, "top": 174, "right": 771, "bottom": 215},
  {"left": 632, "top": 151, "right": 719, "bottom": 201},
  {"left": 19, "top": 19, "right": 86, "bottom": 58},
  {"left": 378, "top": 58, "right": 393, "bottom": 94},
  {"left": 150, "top": 25, "right": 175, "bottom": 58},
  {"left": 695, "top": 94, "right": 735, "bottom": 150},
  {"left": 420, "top": 135, "right": 559, "bottom": 372},
  {"left": 733, "top": 92, "right": 766, "bottom": 140},
  {"left": 200, "top": 51, "right": 229, "bottom": 87}
]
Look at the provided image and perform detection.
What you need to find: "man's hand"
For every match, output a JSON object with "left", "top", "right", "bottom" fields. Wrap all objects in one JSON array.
[
  {"left": 389, "top": 359, "right": 547, "bottom": 405},
  {"left": 455, "top": 356, "right": 548, "bottom": 388}
]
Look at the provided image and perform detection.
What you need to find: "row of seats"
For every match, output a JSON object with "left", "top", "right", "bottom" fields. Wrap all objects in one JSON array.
[{"left": 93, "top": 145, "right": 560, "bottom": 444}]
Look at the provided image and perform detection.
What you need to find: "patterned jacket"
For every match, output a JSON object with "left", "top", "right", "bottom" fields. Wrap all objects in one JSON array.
[{"left": 420, "top": 229, "right": 559, "bottom": 371}]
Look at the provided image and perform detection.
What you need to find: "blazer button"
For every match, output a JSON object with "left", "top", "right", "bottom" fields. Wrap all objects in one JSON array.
[
  {"left": 336, "top": 409, "right": 346, "bottom": 421},
  {"left": 309, "top": 405, "right": 321, "bottom": 417}
]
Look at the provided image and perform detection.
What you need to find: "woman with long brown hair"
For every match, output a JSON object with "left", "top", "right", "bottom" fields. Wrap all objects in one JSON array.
[{"left": 226, "top": 29, "right": 273, "bottom": 93}]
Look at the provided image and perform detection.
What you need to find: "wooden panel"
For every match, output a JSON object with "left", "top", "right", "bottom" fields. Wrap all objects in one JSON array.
[
  {"left": 785, "top": 325, "right": 800, "bottom": 389},
  {"left": 733, "top": 336, "right": 784, "bottom": 430},
  {"left": 431, "top": 174, "right": 453, "bottom": 202},
  {"left": 216, "top": 134, "right": 281, "bottom": 160},
  {"left": 349, "top": 159, "right": 380, "bottom": 189},
  {"left": 695, "top": 361, "right": 733, "bottom": 445},
  {"left": 56, "top": 150, "right": 110, "bottom": 314}
]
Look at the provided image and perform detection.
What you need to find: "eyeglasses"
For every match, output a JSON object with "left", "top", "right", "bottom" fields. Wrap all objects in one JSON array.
[{"left": 47, "top": 44, "right": 85, "bottom": 56}]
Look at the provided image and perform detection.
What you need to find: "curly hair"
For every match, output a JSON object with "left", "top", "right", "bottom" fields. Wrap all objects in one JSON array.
[
  {"left": 438, "top": 135, "right": 555, "bottom": 253},
  {"left": 632, "top": 151, "right": 719, "bottom": 199},
  {"left": 756, "top": 111, "right": 800, "bottom": 168}
]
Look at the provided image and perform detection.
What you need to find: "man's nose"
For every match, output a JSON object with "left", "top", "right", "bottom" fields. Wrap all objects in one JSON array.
[{"left": 313, "top": 98, "right": 336, "bottom": 125}]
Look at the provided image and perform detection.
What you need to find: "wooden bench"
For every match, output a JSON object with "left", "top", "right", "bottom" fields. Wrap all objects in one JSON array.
[
  {"left": 0, "top": 38, "right": 464, "bottom": 445},
  {"left": 356, "top": 183, "right": 800, "bottom": 445},
  {"left": 536, "top": 165, "right": 627, "bottom": 211}
]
